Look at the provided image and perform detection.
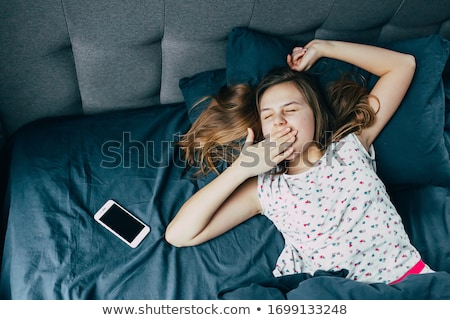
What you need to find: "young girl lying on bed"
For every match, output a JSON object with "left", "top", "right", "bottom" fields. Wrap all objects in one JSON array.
[{"left": 165, "top": 39, "right": 434, "bottom": 284}]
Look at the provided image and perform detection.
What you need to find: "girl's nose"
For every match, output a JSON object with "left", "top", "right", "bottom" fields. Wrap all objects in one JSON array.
[{"left": 274, "top": 114, "right": 287, "bottom": 126}]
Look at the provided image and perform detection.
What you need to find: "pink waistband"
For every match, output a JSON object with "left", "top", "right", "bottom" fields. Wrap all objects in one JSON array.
[{"left": 389, "top": 260, "right": 425, "bottom": 285}]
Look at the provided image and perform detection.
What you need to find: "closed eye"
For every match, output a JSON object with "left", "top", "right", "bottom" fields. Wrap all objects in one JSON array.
[
  {"left": 261, "top": 112, "right": 273, "bottom": 120},
  {"left": 283, "top": 101, "right": 301, "bottom": 113}
]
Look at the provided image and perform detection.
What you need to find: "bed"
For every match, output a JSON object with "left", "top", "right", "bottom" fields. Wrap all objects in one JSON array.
[{"left": 1, "top": 0, "right": 450, "bottom": 300}]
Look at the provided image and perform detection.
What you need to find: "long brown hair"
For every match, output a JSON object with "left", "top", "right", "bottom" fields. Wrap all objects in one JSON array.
[
  {"left": 179, "top": 84, "right": 261, "bottom": 177},
  {"left": 180, "top": 67, "right": 377, "bottom": 177}
]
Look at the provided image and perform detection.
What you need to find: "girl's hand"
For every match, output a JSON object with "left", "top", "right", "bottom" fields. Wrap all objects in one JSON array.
[
  {"left": 287, "top": 40, "right": 327, "bottom": 72},
  {"left": 233, "top": 127, "right": 296, "bottom": 178}
]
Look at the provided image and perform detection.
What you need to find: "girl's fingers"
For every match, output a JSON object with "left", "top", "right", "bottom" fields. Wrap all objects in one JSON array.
[
  {"left": 288, "top": 47, "right": 308, "bottom": 70},
  {"left": 270, "top": 127, "right": 297, "bottom": 144},
  {"left": 271, "top": 126, "right": 291, "bottom": 139},
  {"left": 287, "top": 54, "right": 293, "bottom": 67},
  {"left": 275, "top": 136, "right": 295, "bottom": 156},
  {"left": 269, "top": 131, "right": 296, "bottom": 161},
  {"left": 291, "top": 48, "right": 307, "bottom": 60},
  {"left": 272, "top": 146, "right": 295, "bottom": 164},
  {"left": 245, "top": 127, "right": 255, "bottom": 145}
]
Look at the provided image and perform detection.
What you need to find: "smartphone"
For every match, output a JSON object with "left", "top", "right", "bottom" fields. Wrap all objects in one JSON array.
[{"left": 94, "top": 200, "right": 150, "bottom": 248}]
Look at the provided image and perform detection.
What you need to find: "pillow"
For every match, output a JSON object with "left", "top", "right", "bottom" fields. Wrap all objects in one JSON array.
[
  {"left": 179, "top": 68, "right": 226, "bottom": 124},
  {"left": 226, "top": 28, "right": 299, "bottom": 87},
  {"left": 372, "top": 37, "right": 449, "bottom": 187},
  {"left": 226, "top": 27, "right": 450, "bottom": 187}
]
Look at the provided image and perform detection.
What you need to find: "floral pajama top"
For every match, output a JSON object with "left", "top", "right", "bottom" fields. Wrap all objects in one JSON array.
[{"left": 258, "top": 133, "right": 422, "bottom": 284}]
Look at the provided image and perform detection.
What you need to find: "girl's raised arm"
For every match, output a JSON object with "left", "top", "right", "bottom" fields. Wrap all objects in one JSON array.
[{"left": 288, "top": 40, "right": 416, "bottom": 150}]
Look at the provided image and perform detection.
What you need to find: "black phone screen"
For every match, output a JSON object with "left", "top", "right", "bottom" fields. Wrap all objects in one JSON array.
[{"left": 99, "top": 204, "right": 146, "bottom": 242}]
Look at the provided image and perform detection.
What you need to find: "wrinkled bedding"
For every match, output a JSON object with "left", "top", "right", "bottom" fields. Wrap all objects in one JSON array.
[{"left": 1, "top": 103, "right": 449, "bottom": 299}]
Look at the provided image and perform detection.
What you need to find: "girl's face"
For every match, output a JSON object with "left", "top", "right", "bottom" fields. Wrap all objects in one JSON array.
[{"left": 259, "top": 81, "right": 316, "bottom": 160}]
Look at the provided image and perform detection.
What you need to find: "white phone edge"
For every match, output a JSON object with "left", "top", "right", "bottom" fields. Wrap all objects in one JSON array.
[{"left": 94, "top": 199, "right": 150, "bottom": 248}]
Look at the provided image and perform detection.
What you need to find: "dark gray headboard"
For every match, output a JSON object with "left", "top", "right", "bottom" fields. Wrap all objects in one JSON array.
[{"left": 1, "top": 0, "right": 449, "bottom": 142}]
